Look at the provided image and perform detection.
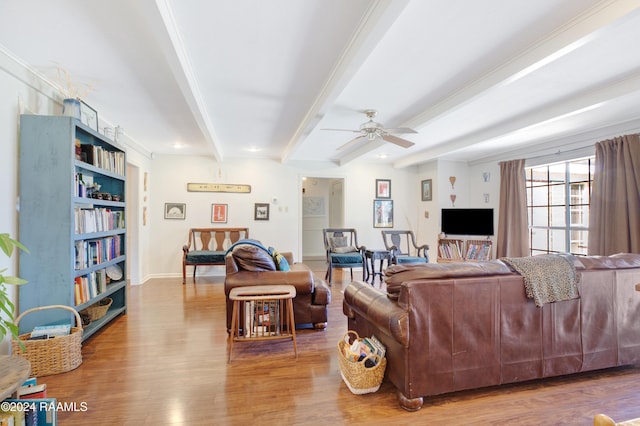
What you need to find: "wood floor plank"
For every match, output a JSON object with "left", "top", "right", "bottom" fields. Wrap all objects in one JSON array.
[{"left": 38, "top": 261, "right": 640, "bottom": 425}]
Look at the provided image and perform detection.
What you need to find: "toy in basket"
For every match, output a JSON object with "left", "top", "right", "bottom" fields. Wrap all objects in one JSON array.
[
  {"left": 11, "top": 305, "right": 83, "bottom": 377},
  {"left": 337, "top": 330, "right": 387, "bottom": 394},
  {"left": 80, "top": 297, "right": 112, "bottom": 322}
]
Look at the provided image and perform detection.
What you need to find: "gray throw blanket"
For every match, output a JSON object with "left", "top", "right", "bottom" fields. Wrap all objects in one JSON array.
[{"left": 500, "top": 255, "right": 579, "bottom": 307}]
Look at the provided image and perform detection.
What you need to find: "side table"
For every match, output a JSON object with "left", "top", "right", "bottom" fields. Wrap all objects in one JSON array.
[
  {"left": 228, "top": 285, "right": 297, "bottom": 362},
  {"left": 364, "top": 249, "right": 391, "bottom": 284},
  {"left": 0, "top": 355, "right": 31, "bottom": 400}
]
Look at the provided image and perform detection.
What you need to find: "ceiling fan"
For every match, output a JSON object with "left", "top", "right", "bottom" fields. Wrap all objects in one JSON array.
[{"left": 323, "top": 109, "right": 417, "bottom": 151}]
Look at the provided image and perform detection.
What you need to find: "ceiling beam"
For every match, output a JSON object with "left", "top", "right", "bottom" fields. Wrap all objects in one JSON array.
[
  {"left": 393, "top": 70, "right": 640, "bottom": 168},
  {"left": 402, "top": 0, "right": 640, "bottom": 132},
  {"left": 280, "top": 0, "right": 410, "bottom": 164},
  {"left": 154, "top": 0, "right": 224, "bottom": 161}
]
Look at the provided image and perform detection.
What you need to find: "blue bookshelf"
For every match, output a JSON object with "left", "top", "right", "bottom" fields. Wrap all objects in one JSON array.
[{"left": 18, "top": 115, "right": 127, "bottom": 340}]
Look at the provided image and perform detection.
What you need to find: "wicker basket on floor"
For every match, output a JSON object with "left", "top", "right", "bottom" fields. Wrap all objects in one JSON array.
[
  {"left": 337, "top": 330, "right": 386, "bottom": 394},
  {"left": 81, "top": 297, "right": 112, "bottom": 322},
  {"left": 11, "top": 305, "right": 83, "bottom": 377}
]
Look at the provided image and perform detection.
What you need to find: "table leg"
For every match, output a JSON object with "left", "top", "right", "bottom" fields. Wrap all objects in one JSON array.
[{"left": 228, "top": 300, "right": 238, "bottom": 363}]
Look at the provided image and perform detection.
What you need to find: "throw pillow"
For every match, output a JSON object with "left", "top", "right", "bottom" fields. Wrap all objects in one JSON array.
[
  {"left": 269, "top": 247, "right": 291, "bottom": 271},
  {"left": 330, "top": 236, "right": 349, "bottom": 250},
  {"left": 333, "top": 246, "right": 358, "bottom": 254},
  {"left": 231, "top": 244, "right": 276, "bottom": 271}
]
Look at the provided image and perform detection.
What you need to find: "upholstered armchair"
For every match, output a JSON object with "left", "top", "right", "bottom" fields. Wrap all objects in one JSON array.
[
  {"left": 381, "top": 230, "right": 428, "bottom": 264},
  {"left": 322, "top": 228, "right": 365, "bottom": 284}
]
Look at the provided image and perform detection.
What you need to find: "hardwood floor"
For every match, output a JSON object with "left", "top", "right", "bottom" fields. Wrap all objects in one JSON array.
[{"left": 41, "top": 261, "right": 640, "bottom": 425}]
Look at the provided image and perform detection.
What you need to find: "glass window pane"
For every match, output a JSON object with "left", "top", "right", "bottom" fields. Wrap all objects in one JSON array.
[
  {"left": 548, "top": 164, "right": 566, "bottom": 183},
  {"left": 531, "top": 186, "right": 548, "bottom": 206},
  {"left": 569, "top": 159, "right": 591, "bottom": 183},
  {"left": 550, "top": 229, "right": 566, "bottom": 253},
  {"left": 570, "top": 230, "right": 588, "bottom": 255},
  {"left": 525, "top": 156, "right": 593, "bottom": 257},
  {"left": 529, "top": 167, "right": 548, "bottom": 187},
  {"left": 549, "top": 184, "right": 566, "bottom": 205},
  {"left": 570, "top": 204, "right": 589, "bottom": 227},
  {"left": 530, "top": 207, "right": 548, "bottom": 226},
  {"left": 530, "top": 228, "right": 548, "bottom": 252},
  {"left": 550, "top": 206, "right": 566, "bottom": 226}
]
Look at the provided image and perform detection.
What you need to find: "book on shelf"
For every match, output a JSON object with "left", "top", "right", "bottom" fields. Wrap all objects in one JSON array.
[
  {"left": 80, "top": 143, "right": 125, "bottom": 175},
  {"left": 17, "top": 383, "right": 47, "bottom": 399},
  {"left": 3, "top": 398, "right": 58, "bottom": 426}
]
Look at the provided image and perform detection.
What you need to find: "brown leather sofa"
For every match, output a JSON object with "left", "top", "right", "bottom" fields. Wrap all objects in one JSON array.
[
  {"left": 343, "top": 253, "right": 640, "bottom": 411},
  {"left": 225, "top": 242, "right": 331, "bottom": 330}
]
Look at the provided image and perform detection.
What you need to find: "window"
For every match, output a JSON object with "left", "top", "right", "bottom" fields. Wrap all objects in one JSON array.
[{"left": 525, "top": 157, "right": 594, "bottom": 256}]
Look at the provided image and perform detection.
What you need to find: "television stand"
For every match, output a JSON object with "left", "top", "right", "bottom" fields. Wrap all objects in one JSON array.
[{"left": 437, "top": 236, "right": 493, "bottom": 263}]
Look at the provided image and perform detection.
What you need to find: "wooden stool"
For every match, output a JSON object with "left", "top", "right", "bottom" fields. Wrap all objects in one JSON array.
[{"left": 228, "top": 285, "right": 297, "bottom": 362}]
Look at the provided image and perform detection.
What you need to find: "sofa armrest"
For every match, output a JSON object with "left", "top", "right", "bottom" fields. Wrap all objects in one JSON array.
[
  {"left": 225, "top": 268, "right": 314, "bottom": 296},
  {"left": 343, "top": 281, "right": 409, "bottom": 347}
]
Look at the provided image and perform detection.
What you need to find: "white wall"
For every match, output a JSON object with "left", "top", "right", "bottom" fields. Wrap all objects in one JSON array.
[{"left": 148, "top": 155, "right": 422, "bottom": 277}]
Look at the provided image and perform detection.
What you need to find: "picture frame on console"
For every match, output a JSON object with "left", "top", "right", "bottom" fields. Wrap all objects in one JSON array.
[{"left": 375, "top": 179, "right": 391, "bottom": 199}]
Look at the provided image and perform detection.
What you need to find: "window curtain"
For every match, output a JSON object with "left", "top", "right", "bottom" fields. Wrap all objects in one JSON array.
[
  {"left": 496, "top": 159, "right": 529, "bottom": 257},
  {"left": 588, "top": 134, "right": 640, "bottom": 255}
]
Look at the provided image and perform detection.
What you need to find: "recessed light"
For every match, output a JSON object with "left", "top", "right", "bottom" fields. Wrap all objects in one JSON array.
[{"left": 244, "top": 146, "right": 261, "bottom": 153}]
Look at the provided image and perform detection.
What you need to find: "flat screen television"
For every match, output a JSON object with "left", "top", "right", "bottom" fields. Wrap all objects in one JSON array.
[{"left": 441, "top": 208, "right": 494, "bottom": 236}]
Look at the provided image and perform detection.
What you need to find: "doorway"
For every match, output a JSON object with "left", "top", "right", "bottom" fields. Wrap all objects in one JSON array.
[{"left": 301, "top": 177, "right": 345, "bottom": 261}]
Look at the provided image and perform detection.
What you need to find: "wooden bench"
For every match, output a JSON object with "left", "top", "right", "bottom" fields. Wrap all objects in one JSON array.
[{"left": 182, "top": 227, "right": 249, "bottom": 284}]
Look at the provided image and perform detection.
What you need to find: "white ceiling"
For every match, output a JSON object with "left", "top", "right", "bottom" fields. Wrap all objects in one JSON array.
[{"left": 2, "top": 0, "right": 640, "bottom": 167}]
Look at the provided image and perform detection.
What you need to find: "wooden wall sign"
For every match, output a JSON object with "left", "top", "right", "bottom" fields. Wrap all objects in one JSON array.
[{"left": 187, "top": 183, "right": 251, "bottom": 193}]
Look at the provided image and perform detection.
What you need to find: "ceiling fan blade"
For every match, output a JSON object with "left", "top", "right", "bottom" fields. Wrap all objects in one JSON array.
[
  {"left": 337, "top": 134, "right": 367, "bottom": 151},
  {"left": 382, "top": 127, "right": 417, "bottom": 134},
  {"left": 321, "top": 128, "right": 361, "bottom": 133},
  {"left": 381, "top": 134, "right": 415, "bottom": 148}
]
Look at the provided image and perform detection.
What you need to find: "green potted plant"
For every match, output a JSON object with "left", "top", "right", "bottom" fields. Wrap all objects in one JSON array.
[{"left": 0, "top": 233, "right": 29, "bottom": 343}]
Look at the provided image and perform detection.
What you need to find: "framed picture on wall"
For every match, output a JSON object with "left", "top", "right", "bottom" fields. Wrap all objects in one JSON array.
[
  {"left": 254, "top": 203, "right": 270, "bottom": 221},
  {"left": 164, "top": 203, "right": 186, "bottom": 220},
  {"left": 211, "top": 204, "right": 228, "bottom": 223},
  {"left": 421, "top": 179, "right": 432, "bottom": 201},
  {"left": 375, "top": 179, "right": 391, "bottom": 199},
  {"left": 373, "top": 199, "right": 393, "bottom": 228}
]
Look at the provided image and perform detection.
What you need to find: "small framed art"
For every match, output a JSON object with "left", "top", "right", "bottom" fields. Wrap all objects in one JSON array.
[
  {"left": 373, "top": 199, "right": 393, "bottom": 228},
  {"left": 254, "top": 203, "right": 270, "bottom": 221},
  {"left": 164, "top": 203, "right": 186, "bottom": 220},
  {"left": 211, "top": 204, "right": 228, "bottom": 223},
  {"left": 421, "top": 179, "right": 432, "bottom": 201},
  {"left": 80, "top": 100, "right": 98, "bottom": 132},
  {"left": 375, "top": 179, "right": 391, "bottom": 199}
]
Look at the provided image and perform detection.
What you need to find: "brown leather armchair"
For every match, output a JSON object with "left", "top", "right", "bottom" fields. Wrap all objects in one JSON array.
[{"left": 224, "top": 242, "right": 331, "bottom": 330}]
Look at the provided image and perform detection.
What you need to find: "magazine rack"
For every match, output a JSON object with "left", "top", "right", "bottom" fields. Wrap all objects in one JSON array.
[{"left": 228, "top": 285, "right": 297, "bottom": 362}]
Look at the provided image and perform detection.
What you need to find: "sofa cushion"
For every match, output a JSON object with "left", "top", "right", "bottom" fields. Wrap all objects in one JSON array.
[
  {"left": 384, "top": 260, "right": 513, "bottom": 296},
  {"left": 231, "top": 244, "right": 276, "bottom": 271},
  {"left": 185, "top": 250, "right": 226, "bottom": 264},
  {"left": 330, "top": 252, "right": 362, "bottom": 264},
  {"left": 574, "top": 253, "right": 640, "bottom": 270},
  {"left": 395, "top": 256, "right": 427, "bottom": 264}
]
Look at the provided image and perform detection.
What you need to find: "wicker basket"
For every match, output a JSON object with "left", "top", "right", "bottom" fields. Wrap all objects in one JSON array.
[
  {"left": 337, "top": 331, "right": 387, "bottom": 394},
  {"left": 11, "top": 305, "right": 83, "bottom": 377},
  {"left": 81, "top": 297, "right": 113, "bottom": 322}
]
